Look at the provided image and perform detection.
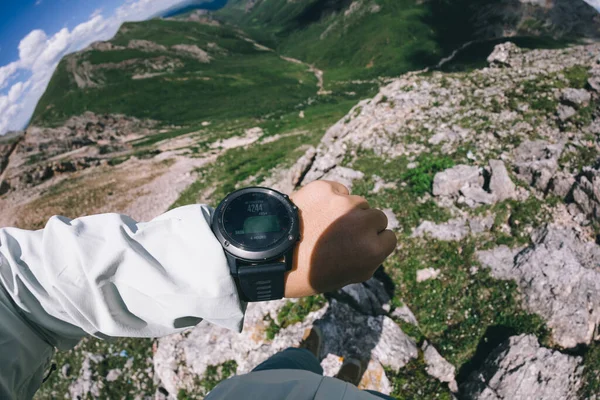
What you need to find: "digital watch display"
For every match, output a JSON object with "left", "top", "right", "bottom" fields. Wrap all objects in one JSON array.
[{"left": 212, "top": 187, "right": 300, "bottom": 302}]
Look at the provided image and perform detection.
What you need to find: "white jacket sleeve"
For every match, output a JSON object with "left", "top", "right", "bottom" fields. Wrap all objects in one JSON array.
[{"left": 0, "top": 205, "right": 245, "bottom": 399}]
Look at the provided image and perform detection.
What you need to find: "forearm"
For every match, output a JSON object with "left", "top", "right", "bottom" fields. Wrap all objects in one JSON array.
[{"left": 0, "top": 205, "right": 245, "bottom": 349}]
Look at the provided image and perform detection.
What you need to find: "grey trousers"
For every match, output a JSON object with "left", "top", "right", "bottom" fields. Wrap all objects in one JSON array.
[{"left": 252, "top": 348, "right": 395, "bottom": 400}]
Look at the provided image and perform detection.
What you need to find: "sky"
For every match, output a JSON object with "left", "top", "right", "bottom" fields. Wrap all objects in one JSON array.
[
  {"left": 1, "top": 0, "right": 600, "bottom": 135},
  {"left": 0, "top": 0, "right": 225, "bottom": 135}
]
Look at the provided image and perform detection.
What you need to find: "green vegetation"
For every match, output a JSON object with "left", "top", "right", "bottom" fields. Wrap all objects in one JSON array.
[
  {"left": 35, "top": 337, "right": 156, "bottom": 399},
  {"left": 402, "top": 155, "right": 455, "bottom": 196},
  {"left": 580, "top": 343, "right": 600, "bottom": 399},
  {"left": 32, "top": 19, "right": 318, "bottom": 127},
  {"left": 387, "top": 238, "right": 548, "bottom": 370},
  {"left": 386, "top": 355, "right": 453, "bottom": 399},
  {"left": 265, "top": 295, "right": 326, "bottom": 340},
  {"left": 177, "top": 360, "right": 238, "bottom": 399}
]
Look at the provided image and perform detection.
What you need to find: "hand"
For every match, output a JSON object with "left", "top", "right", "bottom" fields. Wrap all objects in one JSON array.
[{"left": 284, "top": 180, "right": 397, "bottom": 298}]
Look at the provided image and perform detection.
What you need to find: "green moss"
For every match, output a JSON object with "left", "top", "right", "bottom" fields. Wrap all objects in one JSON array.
[
  {"left": 177, "top": 360, "right": 238, "bottom": 399},
  {"left": 386, "top": 353, "right": 454, "bottom": 399},
  {"left": 563, "top": 65, "right": 590, "bottom": 89},
  {"left": 387, "top": 238, "right": 548, "bottom": 369},
  {"left": 580, "top": 343, "right": 600, "bottom": 398},
  {"left": 265, "top": 295, "right": 326, "bottom": 340},
  {"left": 402, "top": 154, "right": 455, "bottom": 196}
]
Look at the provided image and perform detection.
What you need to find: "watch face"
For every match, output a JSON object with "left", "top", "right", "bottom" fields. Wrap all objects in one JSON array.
[{"left": 222, "top": 191, "right": 292, "bottom": 250}]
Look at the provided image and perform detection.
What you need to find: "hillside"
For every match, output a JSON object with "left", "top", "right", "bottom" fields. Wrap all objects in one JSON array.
[{"left": 0, "top": 1, "right": 599, "bottom": 399}]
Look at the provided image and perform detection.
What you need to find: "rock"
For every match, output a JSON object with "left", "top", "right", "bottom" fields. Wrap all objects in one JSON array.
[
  {"left": 468, "top": 214, "right": 495, "bottom": 234},
  {"left": 391, "top": 304, "right": 419, "bottom": 326},
  {"left": 358, "top": 360, "right": 392, "bottom": 395},
  {"left": 332, "top": 276, "right": 391, "bottom": 316},
  {"left": 416, "top": 268, "right": 441, "bottom": 282},
  {"left": 513, "top": 140, "right": 563, "bottom": 192},
  {"left": 489, "top": 160, "right": 516, "bottom": 201},
  {"left": 128, "top": 39, "right": 167, "bottom": 52},
  {"left": 460, "top": 335, "right": 583, "bottom": 400},
  {"left": 572, "top": 166, "right": 600, "bottom": 220},
  {"left": 171, "top": 44, "right": 211, "bottom": 63},
  {"left": 477, "top": 227, "right": 600, "bottom": 348},
  {"left": 412, "top": 218, "right": 470, "bottom": 241},
  {"left": 557, "top": 104, "right": 578, "bottom": 121},
  {"left": 382, "top": 208, "right": 399, "bottom": 230},
  {"left": 371, "top": 175, "right": 396, "bottom": 194},
  {"left": 154, "top": 294, "right": 417, "bottom": 395},
  {"left": 560, "top": 88, "right": 591, "bottom": 108},
  {"left": 433, "top": 165, "right": 483, "bottom": 197},
  {"left": 460, "top": 184, "right": 496, "bottom": 207},
  {"left": 487, "top": 42, "right": 521, "bottom": 68},
  {"left": 265, "top": 146, "right": 316, "bottom": 195},
  {"left": 106, "top": 369, "right": 122, "bottom": 382},
  {"left": 550, "top": 171, "right": 576, "bottom": 198},
  {"left": 422, "top": 341, "right": 457, "bottom": 392},
  {"left": 321, "top": 166, "right": 364, "bottom": 191},
  {"left": 588, "top": 76, "right": 600, "bottom": 93},
  {"left": 68, "top": 353, "right": 105, "bottom": 399}
]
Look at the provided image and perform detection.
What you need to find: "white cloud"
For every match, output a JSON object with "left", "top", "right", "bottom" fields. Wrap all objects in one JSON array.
[
  {"left": 585, "top": 0, "right": 600, "bottom": 9},
  {"left": 0, "top": 0, "right": 187, "bottom": 135}
]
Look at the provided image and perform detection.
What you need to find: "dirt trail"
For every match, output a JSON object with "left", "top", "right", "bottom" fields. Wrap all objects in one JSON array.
[{"left": 241, "top": 36, "right": 329, "bottom": 95}]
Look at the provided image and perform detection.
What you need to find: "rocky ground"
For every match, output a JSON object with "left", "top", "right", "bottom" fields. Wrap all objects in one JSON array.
[{"left": 2, "top": 40, "right": 600, "bottom": 399}]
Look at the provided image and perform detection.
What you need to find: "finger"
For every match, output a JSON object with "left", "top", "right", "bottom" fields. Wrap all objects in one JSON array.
[
  {"left": 365, "top": 208, "right": 388, "bottom": 233},
  {"left": 377, "top": 230, "right": 398, "bottom": 259},
  {"left": 323, "top": 180, "right": 350, "bottom": 196}
]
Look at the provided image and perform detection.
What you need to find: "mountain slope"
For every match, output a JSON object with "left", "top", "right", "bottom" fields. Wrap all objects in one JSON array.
[
  {"left": 213, "top": 0, "right": 600, "bottom": 81},
  {"left": 31, "top": 18, "right": 319, "bottom": 127}
]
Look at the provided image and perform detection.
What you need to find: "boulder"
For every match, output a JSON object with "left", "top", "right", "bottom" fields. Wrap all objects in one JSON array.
[
  {"left": 477, "top": 227, "right": 600, "bottom": 348},
  {"left": 557, "top": 104, "right": 577, "bottom": 121},
  {"left": 487, "top": 42, "right": 522, "bottom": 68},
  {"left": 422, "top": 341, "right": 457, "bottom": 392},
  {"left": 513, "top": 140, "right": 563, "bottom": 191},
  {"left": 560, "top": 88, "right": 591, "bottom": 108},
  {"left": 412, "top": 218, "right": 470, "bottom": 241},
  {"left": 433, "top": 165, "right": 483, "bottom": 197},
  {"left": 488, "top": 160, "right": 516, "bottom": 201},
  {"left": 460, "top": 184, "right": 496, "bottom": 207},
  {"left": 572, "top": 166, "right": 600, "bottom": 220},
  {"left": 460, "top": 335, "right": 583, "bottom": 400}
]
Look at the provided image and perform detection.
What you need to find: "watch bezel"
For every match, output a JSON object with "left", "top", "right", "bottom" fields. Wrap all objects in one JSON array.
[{"left": 212, "top": 187, "right": 300, "bottom": 262}]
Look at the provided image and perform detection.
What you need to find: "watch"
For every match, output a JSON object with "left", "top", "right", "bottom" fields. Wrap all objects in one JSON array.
[{"left": 211, "top": 187, "right": 300, "bottom": 302}]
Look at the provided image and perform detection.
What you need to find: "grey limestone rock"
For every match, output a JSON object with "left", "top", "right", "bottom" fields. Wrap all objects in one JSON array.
[
  {"left": 412, "top": 218, "right": 470, "bottom": 241},
  {"left": 382, "top": 208, "right": 400, "bottom": 230},
  {"left": 391, "top": 304, "right": 419, "bottom": 326},
  {"left": 573, "top": 166, "right": 600, "bottom": 221},
  {"left": 422, "top": 341, "right": 457, "bottom": 392},
  {"left": 487, "top": 42, "right": 522, "bottom": 68},
  {"left": 558, "top": 104, "right": 578, "bottom": 121},
  {"left": 513, "top": 140, "right": 563, "bottom": 191},
  {"left": 460, "top": 334, "right": 583, "bottom": 400},
  {"left": 489, "top": 160, "right": 516, "bottom": 201},
  {"left": 560, "top": 88, "right": 592, "bottom": 108},
  {"left": 477, "top": 227, "right": 600, "bottom": 348},
  {"left": 320, "top": 166, "right": 364, "bottom": 191},
  {"left": 460, "top": 184, "right": 496, "bottom": 207},
  {"left": 433, "top": 165, "right": 483, "bottom": 197},
  {"left": 332, "top": 277, "right": 391, "bottom": 316},
  {"left": 550, "top": 171, "right": 576, "bottom": 198}
]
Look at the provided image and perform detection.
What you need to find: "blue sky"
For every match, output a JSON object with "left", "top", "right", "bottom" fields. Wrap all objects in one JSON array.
[{"left": 0, "top": 0, "right": 599, "bottom": 135}]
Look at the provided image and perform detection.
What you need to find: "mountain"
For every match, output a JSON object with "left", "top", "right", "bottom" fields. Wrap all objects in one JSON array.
[{"left": 1, "top": 1, "right": 599, "bottom": 399}]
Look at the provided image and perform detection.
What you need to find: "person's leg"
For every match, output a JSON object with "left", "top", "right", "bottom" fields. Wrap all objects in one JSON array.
[{"left": 252, "top": 347, "right": 324, "bottom": 375}]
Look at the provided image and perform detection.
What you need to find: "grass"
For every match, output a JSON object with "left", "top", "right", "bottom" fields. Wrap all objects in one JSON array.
[
  {"left": 265, "top": 295, "right": 326, "bottom": 340},
  {"left": 386, "top": 238, "right": 549, "bottom": 370},
  {"left": 580, "top": 343, "right": 600, "bottom": 399},
  {"left": 385, "top": 355, "right": 454, "bottom": 399},
  {"left": 177, "top": 360, "right": 238, "bottom": 399},
  {"left": 31, "top": 20, "right": 318, "bottom": 128},
  {"left": 35, "top": 337, "right": 156, "bottom": 400}
]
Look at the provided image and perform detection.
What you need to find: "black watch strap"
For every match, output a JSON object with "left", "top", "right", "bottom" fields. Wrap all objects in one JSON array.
[{"left": 237, "top": 263, "right": 287, "bottom": 302}]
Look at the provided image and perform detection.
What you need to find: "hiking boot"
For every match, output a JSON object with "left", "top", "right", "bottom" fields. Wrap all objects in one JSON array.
[
  {"left": 336, "top": 358, "right": 363, "bottom": 386},
  {"left": 299, "top": 325, "right": 323, "bottom": 359}
]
